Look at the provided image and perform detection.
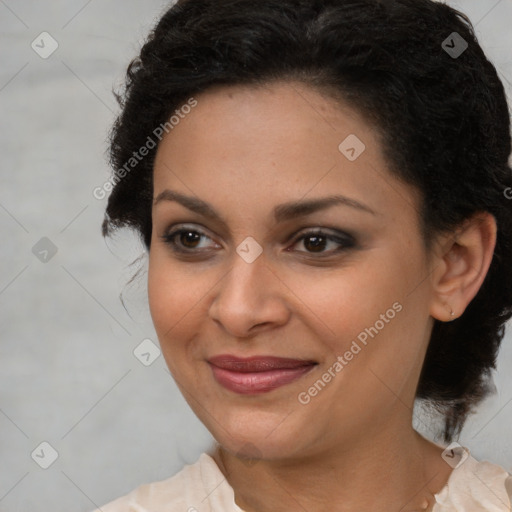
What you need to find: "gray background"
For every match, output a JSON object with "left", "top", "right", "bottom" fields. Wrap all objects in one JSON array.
[{"left": 0, "top": 1, "right": 511, "bottom": 511}]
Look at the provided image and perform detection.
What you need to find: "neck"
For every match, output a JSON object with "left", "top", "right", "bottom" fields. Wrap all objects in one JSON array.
[{"left": 212, "top": 413, "right": 453, "bottom": 512}]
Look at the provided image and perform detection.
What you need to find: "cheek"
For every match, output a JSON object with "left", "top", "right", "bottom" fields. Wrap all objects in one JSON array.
[
  {"left": 291, "top": 260, "right": 401, "bottom": 348},
  {"left": 148, "top": 255, "right": 178, "bottom": 334},
  {"left": 301, "top": 250, "right": 426, "bottom": 365},
  {"left": 147, "top": 253, "right": 201, "bottom": 344},
  {"left": 147, "top": 251, "right": 223, "bottom": 370}
]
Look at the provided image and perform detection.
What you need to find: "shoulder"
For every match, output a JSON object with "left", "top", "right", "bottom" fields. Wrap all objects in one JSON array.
[
  {"left": 92, "top": 452, "right": 242, "bottom": 512},
  {"left": 434, "top": 445, "right": 512, "bottom": 511}
]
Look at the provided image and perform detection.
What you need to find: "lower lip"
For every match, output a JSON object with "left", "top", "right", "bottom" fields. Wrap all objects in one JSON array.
[{"left": 209, "top": 364, "right": 316, "bottom": 394}]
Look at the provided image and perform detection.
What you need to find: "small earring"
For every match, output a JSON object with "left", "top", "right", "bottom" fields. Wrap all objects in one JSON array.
[{"left": 449, "top": 307, "right": 455, "bottom": 321}]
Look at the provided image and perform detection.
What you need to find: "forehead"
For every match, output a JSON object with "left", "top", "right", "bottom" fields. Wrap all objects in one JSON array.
[{"left": 152, "top": 81, "right": 421, "bottom": 231}]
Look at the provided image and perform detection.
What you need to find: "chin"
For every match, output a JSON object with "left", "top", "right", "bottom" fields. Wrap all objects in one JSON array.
[{"left": 205, "top": 411, "right": 310, "bottom": 461}]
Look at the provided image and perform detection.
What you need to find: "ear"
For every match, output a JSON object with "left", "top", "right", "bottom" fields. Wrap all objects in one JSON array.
[{"left": 429, "top": 211, "right": 497, "bottom": 322}]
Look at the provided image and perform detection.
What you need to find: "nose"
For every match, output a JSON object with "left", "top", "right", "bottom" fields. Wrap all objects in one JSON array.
[{"left": 208, "top": 249, "right": 291, "bottom": 338}]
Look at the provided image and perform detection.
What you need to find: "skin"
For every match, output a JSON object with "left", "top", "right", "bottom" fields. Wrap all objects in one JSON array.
[{"left": 148, "top": 81, "right": 497, "bottom": 511}]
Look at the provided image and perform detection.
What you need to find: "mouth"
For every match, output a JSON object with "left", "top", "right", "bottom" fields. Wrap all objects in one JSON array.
[{"left": 207, "top": 355, "right": 318, "bottom": 394}]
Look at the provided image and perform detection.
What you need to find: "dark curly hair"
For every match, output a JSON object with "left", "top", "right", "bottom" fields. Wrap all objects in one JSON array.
[{"left": 101, "top": 0, "right": 512, "bottom": 442}]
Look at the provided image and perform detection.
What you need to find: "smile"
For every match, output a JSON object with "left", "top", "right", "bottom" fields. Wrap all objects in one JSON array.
[{"left": 207, "top": 355, "right": 318, "bottom": 394}]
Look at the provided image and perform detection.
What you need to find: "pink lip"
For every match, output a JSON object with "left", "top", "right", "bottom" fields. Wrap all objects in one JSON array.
[{"left": 208, "top": 355, "right": 317, "bottom": 394}]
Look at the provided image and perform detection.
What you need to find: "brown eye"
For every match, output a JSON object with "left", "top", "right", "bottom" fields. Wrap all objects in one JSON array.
[
  {"left": 303, "top": 234, "right": 328, "bottom": 252},
  {"left": 179, "top": 231, "right": 202, "bottom": 248},
  {"left": 292, "top": 229, "right": 355, "bottom": 255},
  {"left": 161, "top": 226, "right": 218, "bottom": 253}
]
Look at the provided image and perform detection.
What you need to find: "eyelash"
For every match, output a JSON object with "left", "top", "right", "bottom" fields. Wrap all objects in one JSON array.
[{"left": 159, "top": 225, "right": 355, "bottom": 257}]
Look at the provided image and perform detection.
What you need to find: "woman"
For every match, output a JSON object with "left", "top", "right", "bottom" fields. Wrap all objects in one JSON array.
[{"left": 95, "top": 0, "right": 512, "bottom": 510}]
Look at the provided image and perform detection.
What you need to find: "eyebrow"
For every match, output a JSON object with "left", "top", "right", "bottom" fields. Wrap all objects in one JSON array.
[{"left": 153, "top": 189, "right": 377, "bottom": 227}]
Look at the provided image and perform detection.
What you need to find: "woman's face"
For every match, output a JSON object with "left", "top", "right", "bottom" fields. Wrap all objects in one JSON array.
[{"left": 148, "top": 81, "right": 437, "bottom": 460}]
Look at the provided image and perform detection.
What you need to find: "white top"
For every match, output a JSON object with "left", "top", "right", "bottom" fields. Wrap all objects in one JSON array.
[{"left": 93, "top": 446, "right": 512, "bottom": 511}]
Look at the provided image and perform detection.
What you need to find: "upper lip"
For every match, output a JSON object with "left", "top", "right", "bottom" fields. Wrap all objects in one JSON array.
[{"left": 208, "top": 354, "right": 318, "bottom": 372}]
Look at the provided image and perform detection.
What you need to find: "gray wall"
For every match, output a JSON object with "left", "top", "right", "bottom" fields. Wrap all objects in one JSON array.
[{"left": 1, "top": 1, "right": 511, "bottom": 510}]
